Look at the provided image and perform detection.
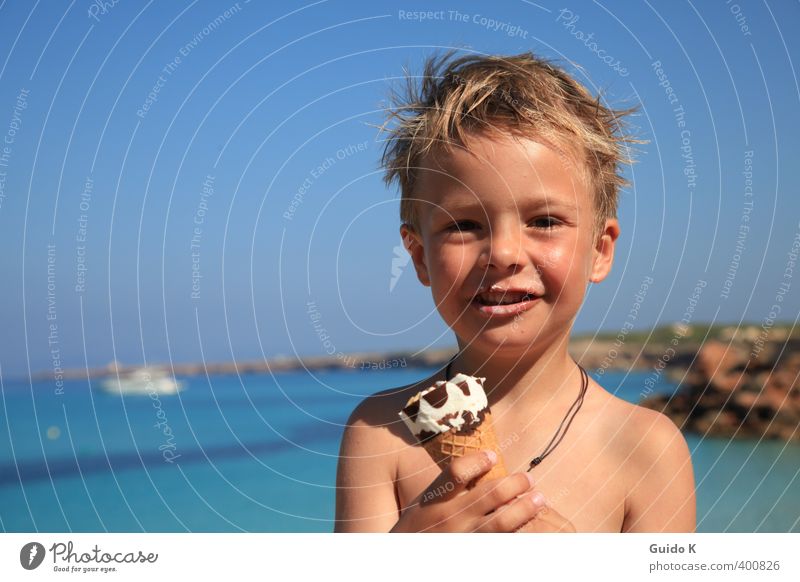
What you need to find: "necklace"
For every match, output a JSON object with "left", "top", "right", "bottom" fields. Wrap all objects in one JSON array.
[{"left": 444, "top": 355, "right": 588, "bottom": 470}]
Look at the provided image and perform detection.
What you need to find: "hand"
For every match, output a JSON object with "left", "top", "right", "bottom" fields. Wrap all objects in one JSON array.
[
  {"left": 515, "top": 503, "right": 576, "bottom": 533},
  {"left": 390, "top": 450, "right": 548, "bottom": 533}
]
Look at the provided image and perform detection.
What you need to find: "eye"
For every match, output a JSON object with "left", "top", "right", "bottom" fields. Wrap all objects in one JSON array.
[
  {"left": 446, "top": 220, "right": 479, "bottom": 232},
  {"left": 529, "top": 216, "right": 562, "bottom": 229}
]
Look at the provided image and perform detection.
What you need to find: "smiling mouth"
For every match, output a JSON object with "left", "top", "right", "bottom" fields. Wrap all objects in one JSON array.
[
  {"left": 470, "top": 290, "right": 539, "bottom": 317},
  {"left": 473, "top": 290, "right": 536, "bottom": 306}
]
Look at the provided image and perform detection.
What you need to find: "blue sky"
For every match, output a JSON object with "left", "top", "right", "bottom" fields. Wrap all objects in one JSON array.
[{"left": 0, "top": 0, "right": 798, "bottom": 378}]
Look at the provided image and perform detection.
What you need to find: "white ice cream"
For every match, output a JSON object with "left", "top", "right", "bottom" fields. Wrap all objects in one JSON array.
[{"left": 398, "top": 373, "right": 489, "bottom": 438}]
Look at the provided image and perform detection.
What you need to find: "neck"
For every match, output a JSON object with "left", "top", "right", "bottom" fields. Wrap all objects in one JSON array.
[{"left": 446, "top": 335, "right": 582, "bottom": 414}]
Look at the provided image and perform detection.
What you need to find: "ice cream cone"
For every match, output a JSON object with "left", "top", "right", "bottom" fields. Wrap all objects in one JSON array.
[
  {"left": 421, "top": 410, "right": 507, "bottom": 488},
  {"left": 399, "top": 373, "right": 508, "bottom": 488}
]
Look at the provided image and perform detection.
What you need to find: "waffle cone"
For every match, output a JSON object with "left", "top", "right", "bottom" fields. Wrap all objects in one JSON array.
[{"left": 421, "top": 411, "right": 507, "bottom": 488}]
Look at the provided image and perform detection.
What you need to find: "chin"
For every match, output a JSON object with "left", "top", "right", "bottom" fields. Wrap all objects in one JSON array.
[{"left": 459, "top": 326, "right": 540, "bottom": 352}]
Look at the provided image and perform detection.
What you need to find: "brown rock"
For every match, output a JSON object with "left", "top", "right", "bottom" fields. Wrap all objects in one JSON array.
[
  {"left": 642, "top": 337, "right": 800, "bottom": 441},
  {"left": 696, "top": 340, "right": 748, "bottom": 392}
]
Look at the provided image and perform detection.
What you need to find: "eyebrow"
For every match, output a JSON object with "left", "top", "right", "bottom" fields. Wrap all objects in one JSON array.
[
  {"left": 524, "top": 199, "right": 578, "bottom": 210},
  {"left": 431, "top": 197, "right": 577, "bottom": 215}
]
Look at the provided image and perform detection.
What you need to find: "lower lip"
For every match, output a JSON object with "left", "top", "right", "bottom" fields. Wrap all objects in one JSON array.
[{"left": 471, "top": 297, "right": 538, "bottom": 317}]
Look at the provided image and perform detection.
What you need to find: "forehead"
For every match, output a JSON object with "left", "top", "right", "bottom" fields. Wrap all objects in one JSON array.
[{"left": 412, "top": 132, "right": 591, "bottom": 216}]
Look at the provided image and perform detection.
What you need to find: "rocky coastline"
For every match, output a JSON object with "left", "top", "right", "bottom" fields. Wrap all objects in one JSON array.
[
  {"left": 639, "top": 338, "right": 800, "bottom": 441},
  {"left": 32, "top": 323, "right": 799, "bottom": 441}
]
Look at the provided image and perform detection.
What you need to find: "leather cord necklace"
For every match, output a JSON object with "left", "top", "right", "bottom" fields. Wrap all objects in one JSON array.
[{"left": 444, "top": 355, "right": 588, "bottom": 470}]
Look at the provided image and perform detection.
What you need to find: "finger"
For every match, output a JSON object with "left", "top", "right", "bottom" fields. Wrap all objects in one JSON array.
[
  {"left": 419, "top": 450, "right": 498, "bottom": 506},
  {"left": 477, "top": 491, "right": 548, "bottom": 533},
  {"left": 467, "top": 472, "right": 536, "bottom": 515},
  {"left": 516, "top": 504, "right": 577, "bottom": 533},
  {"left": 447, "top": 450, "right": 500, "bottom": 494}
]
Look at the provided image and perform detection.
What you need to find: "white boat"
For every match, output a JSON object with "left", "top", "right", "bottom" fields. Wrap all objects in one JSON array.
[{"left": 99, "top": 368, "right": 184, "bottom": 395}]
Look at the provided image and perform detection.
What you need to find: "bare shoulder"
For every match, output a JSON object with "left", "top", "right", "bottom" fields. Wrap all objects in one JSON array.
[
  {"left": 617, "top": 399, "right": 692, "bottom": 471},
  {"left": 342, "top": 376, "right": 431, "bottom": 450},
  {"left": 586, "top": 380, "right": 696, "bottom": 532},
  {"left": 334, "top": 374, "right": 433, "bottom": 532},
  {"left": 587, "top": 380, "right": 687, "bottom": 458}
]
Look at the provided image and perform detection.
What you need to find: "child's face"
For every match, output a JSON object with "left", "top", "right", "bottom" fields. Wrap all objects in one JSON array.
[{"left": 401, "top": 132, "right": 619, "bottom": 356}]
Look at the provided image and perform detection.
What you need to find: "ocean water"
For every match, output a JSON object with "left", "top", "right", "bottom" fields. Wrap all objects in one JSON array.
[{"left": 0, "top": 368, "right": 797, "bottom": 532}]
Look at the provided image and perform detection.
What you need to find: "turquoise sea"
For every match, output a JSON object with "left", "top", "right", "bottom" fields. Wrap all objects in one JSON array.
[{"left": 1, "top": 369, "right": 798, "bottom": 532}]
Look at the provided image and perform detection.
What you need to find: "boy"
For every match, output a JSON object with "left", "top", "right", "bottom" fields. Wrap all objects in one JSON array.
[{"left": 334, "top": 51, "right": 696, "bottom": 533}]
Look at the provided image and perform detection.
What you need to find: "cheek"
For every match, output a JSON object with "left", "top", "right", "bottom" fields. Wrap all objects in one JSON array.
[
  {"left": 540, "top": 244, "right": 570, "bottom": 271},
  {"left": 429, "top": 245, "right": 473, "bottom": 282},
  {"left": 538, "top": 245, "right": 586, "bottom": 284},
  {"left": 425, "top": 245, "right": 476, "bottom": 305}
]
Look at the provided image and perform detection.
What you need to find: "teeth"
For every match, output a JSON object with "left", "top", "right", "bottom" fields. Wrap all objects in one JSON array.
[{"left": 477, "top": 291, "right": 530, "bottom": 305}]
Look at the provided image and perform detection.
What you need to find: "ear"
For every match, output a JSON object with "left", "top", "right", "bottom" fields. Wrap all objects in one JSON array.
[
  {"left": 589, "top": 218, "right": 620, "bottom": 283},
  {"left": 399, "top": 223, "right": 431, "bottom": 287}
]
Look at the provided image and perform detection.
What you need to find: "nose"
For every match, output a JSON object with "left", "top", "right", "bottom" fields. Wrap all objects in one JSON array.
[{"left": 478, "top": 223, "right": 526, "bottom": 271}]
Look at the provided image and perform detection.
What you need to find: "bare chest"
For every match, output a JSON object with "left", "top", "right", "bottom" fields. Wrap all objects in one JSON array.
[{"left": 395, "top": 416, "right": 627, "bottom": 532}]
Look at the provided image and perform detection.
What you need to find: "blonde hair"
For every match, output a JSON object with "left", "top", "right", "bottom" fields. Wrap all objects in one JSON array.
[{"left": 378, "top": 50, "right": 644, "bottom": 237}]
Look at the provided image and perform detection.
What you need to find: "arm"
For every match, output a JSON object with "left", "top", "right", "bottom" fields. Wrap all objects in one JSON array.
[
  {"left": 334, "top": 397, "right": 400, "bottom": 532},
  {"left": 622, "top": 410, "right": 697, "bottom": 532}
]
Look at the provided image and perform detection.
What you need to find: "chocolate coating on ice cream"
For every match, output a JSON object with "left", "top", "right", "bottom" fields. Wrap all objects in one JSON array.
[{"left": 398, "top": 373, "right": 490, "bottom": 442}]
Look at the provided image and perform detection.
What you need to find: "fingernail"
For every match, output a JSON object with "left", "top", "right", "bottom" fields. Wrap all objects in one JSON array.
[
  {"left": 530, "top": 492, "right": 546, "bottom": 507},
  {"left": 525, "top": 473, "right": 536, "bottom": 489},
  {"left": 485, "top": 450, "right": 497, "bottom": 464}
]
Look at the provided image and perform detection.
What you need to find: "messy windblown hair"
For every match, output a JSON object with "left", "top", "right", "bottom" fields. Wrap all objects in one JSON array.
[{"left": 378, "top": 50, "right": 644, "bottom": 237}]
